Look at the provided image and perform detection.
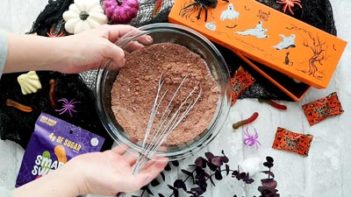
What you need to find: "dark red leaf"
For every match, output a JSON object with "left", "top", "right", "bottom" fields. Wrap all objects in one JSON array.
[
  {"left": 181, "top": 169, "right": 193, "bottom": 177},
  {"left": 263, "top": 161, "right": 273, "bottom": 168},
  {"left": 145, "top": 186, "right": 154, "bottom": 195},
  {"left": 245, "top": 178, "right": 254, "bottom": 184},
  {"left": 225, "top": 164, "right": 230, "bottom": 176},
  {"left": 151, "top": 178, "right": 160, "bottom": 186},
  {"left": 232, "top": 170, "right": 239, "bottom": 176},
  {"left": 211, "top": 156, "right": 223, "bottom": 167},
  {"left": 261, "top": 179, "right": 277, "bottom": 189},
  {"left": 205, "top": 152, "right": 214, "bottom": 160},
  {"left": 195, "top": 157, "right": 207, "bottom": 168},
  {"left": 261, "top": 170, "right": 275, "bottom": 178},
  {"left": 266, "top": 156, "right": 274, "bottom": 163},
  {"left": 208, "top": 162, "right": 218, "bottom": 171},
  {"left": 221, "top": 156, "right": 229, "bottom": 163},
  {"left": 174, "top": 189, "right": 179, "bottom": 197},
  {"left": 209, "top": 176, "right": 216, "bottom": 186},
  {"left": 167, "top": 184, "right": 176, "bottom": 190},
  {"left": 165, "top": 163, "right": 171, "bottom": 171},
  {"left": 214, "top": 170, "right": 223, "bottom": 180},
  {"left": 160, "top": 172, "right": 165, "bottom": 181},
  {"left": 172, "top": 160, "right": 179, "bottom": 167},
  {"left": 174, "top": 179, "right": 187, "bottom": 191},
  {"left": 238, "top": 172, "right": 246, "bottom": 179}
]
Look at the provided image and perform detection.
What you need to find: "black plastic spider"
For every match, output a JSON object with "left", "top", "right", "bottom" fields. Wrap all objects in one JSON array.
[{"left": 179, "top": 0, "right": 218, "bottom": 22}]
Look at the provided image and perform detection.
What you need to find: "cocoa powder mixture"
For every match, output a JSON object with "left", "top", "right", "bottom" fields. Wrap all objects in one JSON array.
[{"left": 111, "top": 43, "right": 220, "bottom": 145}]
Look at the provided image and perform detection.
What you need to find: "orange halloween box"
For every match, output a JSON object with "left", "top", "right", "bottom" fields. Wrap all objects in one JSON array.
[{"left": 168, "top": 0, "right": 347, "bottom": 99}]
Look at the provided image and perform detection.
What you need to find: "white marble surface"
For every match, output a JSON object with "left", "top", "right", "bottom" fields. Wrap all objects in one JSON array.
[{"left": 1, "top": 0, "right": 351, "bottom": 196}]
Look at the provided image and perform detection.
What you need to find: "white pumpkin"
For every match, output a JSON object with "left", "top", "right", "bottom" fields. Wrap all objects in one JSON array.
[{"left": 63, "top": 0, "right": 108, "bottom": 34}]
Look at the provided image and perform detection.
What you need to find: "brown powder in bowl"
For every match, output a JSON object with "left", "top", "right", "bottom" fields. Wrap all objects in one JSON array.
[{"left": 111, "top": 43, "right": 220, "bottom": 146}]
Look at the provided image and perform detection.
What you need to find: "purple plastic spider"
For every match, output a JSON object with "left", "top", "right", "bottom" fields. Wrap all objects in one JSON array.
[
  {"left": 56, "top": 98, "right": 79, "bottom": 117},
  {"left": 243, "top": 127, "right": 261, "bottom": 149}
]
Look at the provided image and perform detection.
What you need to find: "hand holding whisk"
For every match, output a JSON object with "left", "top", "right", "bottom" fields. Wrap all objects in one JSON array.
[{"left": 132, "top": 74, "right": 202, "bottom": 174}]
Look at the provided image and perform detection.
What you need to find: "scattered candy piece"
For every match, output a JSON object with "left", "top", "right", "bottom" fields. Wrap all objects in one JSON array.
[
  {"left": 54, "top": 145, "right": 67, "bottom": 163},
  {"left": 230, "top": 66, "right": 255, "bottom": 105},
  {"left": 259, "top": 99, "right": 287, "bottom": 110},
  {"left": 49, "top": 79, "right": 57, "bottom": 108},
  {"left": 233, "top": 112, "right": 259, "bottom": 129},
  {"left": 6, "top": 99, "right": 33, "bottom": 113},
  {"left": 47, "top": 24, "right": 65, "bottom": 37},
  {"left": 56, "top": 98, "right": 79, "bottom": 117},
  {"left": 17, "top": 71, "right": 42, "bottom": 95},
  {"left": 152, "top": 0, "right": 163, "bottom": 17},
  {"left": 243, "top": 127, "right": 261, "bottom": 149},
  {"left": 302, "top": 92, "right": 344, "bottom": 126},
  {"left": 272, "top": 127, "right": 313, "bottom": 156}
]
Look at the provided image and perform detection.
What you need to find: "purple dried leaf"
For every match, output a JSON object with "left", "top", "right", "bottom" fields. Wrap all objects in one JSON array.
[
  {"left": 261, "top": 179, "right": 278, "bottom": 189},
  {"left": 266, "top": 156, "right": 274, "bottom": 163},
  {"left": 261, "top": 170, "right": 275, "bottom": 178},
  {"left": 225, "top": 164, "right": 230, "bottom": 176},
  {"left": 221, "top": 156, "right": 229, "bottom": 163},
  {"left": 245, "top": 178, "right": 254, "bottom": 184},
  {"left": 209, "top": 176, "right": 216, "bottom": 186},
  {"left": 232, "top": 170, "right": 239, "bottom": 177},
  {"left": 195, "top": 157, "right": 207, "bottom": 168},
  {"left": 143, "top": 186, "right": 153, "bottom": 195},
  {"left": 214, "top": 170, "right": 223, "bottom": 180},
  {"left": 211, "top": 156, "right": 223, "bottom": 167},
  {"left": 181, "top": 169, "right": 193, "bottom": 177},
  {"left": 151, "top": 178, "right": 160, "bottom": 186},
  {"left": 172, "top": 160, "right": 180, "bottom": 167},
  {"left": 174, "top": 179, "right": 187, "bottom": 191},
  {"left": 160, "top": 172, "right": 165, "bottom": 181},
  {"left": 165, "top": 163, "right": 171, "bottom": 171},
  {"left": 238, "top": 172, "right": 247, "bottom": 180},
  {"left": 208, "top": 162, "right": 218, "bottom": 171},
  {"left": 205, "top": 152, "right": 214, "bottom": 160},
  {"left": 263, "top": 161, "right": 274, "bottom": 168}
]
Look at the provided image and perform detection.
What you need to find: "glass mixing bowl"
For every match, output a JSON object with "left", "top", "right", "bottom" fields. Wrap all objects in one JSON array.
[{"left": 95, "top": 23, "right": 231, "bottom": 160}]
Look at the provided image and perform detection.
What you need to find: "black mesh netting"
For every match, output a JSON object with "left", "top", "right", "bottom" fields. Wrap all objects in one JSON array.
[{"left": 0, "top": 0, "right": 337, "bottom": 147}]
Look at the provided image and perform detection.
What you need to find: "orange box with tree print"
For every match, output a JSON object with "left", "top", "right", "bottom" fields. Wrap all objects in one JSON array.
[{"left": 168, "top": 0, "right": 347, "bottom": 93}]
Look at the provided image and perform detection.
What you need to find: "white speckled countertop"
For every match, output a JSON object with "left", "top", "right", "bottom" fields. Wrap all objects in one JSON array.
[{"left": 1, "top": 0, "right": 350, "bottom": 196}]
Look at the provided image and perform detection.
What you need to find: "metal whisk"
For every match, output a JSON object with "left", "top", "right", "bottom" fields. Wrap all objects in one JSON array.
[{"left": 132, "top": 74, "right": 202, "bottom": 174}]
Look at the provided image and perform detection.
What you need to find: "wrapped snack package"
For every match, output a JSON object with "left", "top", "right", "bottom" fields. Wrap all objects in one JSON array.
[
  {"left": 15, "top": 113, "right": 105, "bottom": 187},
  {"left": 272, "top": 127, "right": 313, "bottom": 156},
  {"left": 302, "top": 92, "right": 344, "bottom": 126},
  {"left": 230, "top": 66, "right": 255, "bottom": 105}
]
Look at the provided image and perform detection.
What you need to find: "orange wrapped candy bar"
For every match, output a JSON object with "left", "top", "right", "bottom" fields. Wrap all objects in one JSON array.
[
  {"left": 272, "top": 127, "right": 313, "bottom": 156},
  {"left": 230, "top": 66, "right": 255, "bottom": 105},
  {"left": 302, "top": 92, "right": 344, "bottom": 126}
]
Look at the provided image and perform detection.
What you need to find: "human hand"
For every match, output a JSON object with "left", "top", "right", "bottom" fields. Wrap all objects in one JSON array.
[
  {"left": 52, "top": 25, "right": 152, "bottom": 73},
  {"left": 66, "top": 145, "right": 168, "bottom": 196}
]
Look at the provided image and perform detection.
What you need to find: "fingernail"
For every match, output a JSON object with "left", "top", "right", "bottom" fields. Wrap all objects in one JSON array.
[{"left": 146, "top": 35, "right": 153, "bottom": 42}]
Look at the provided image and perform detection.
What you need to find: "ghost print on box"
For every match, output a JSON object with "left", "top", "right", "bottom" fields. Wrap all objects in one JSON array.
[
  {"left": 220, "top": 3, "right": 239, "bottom": 21},
  {"left": 236, "top": 21, "right": 268, "bottom": 39},
  {"left": 273, "top": 34, "right": 296, "bottom": 50}
]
